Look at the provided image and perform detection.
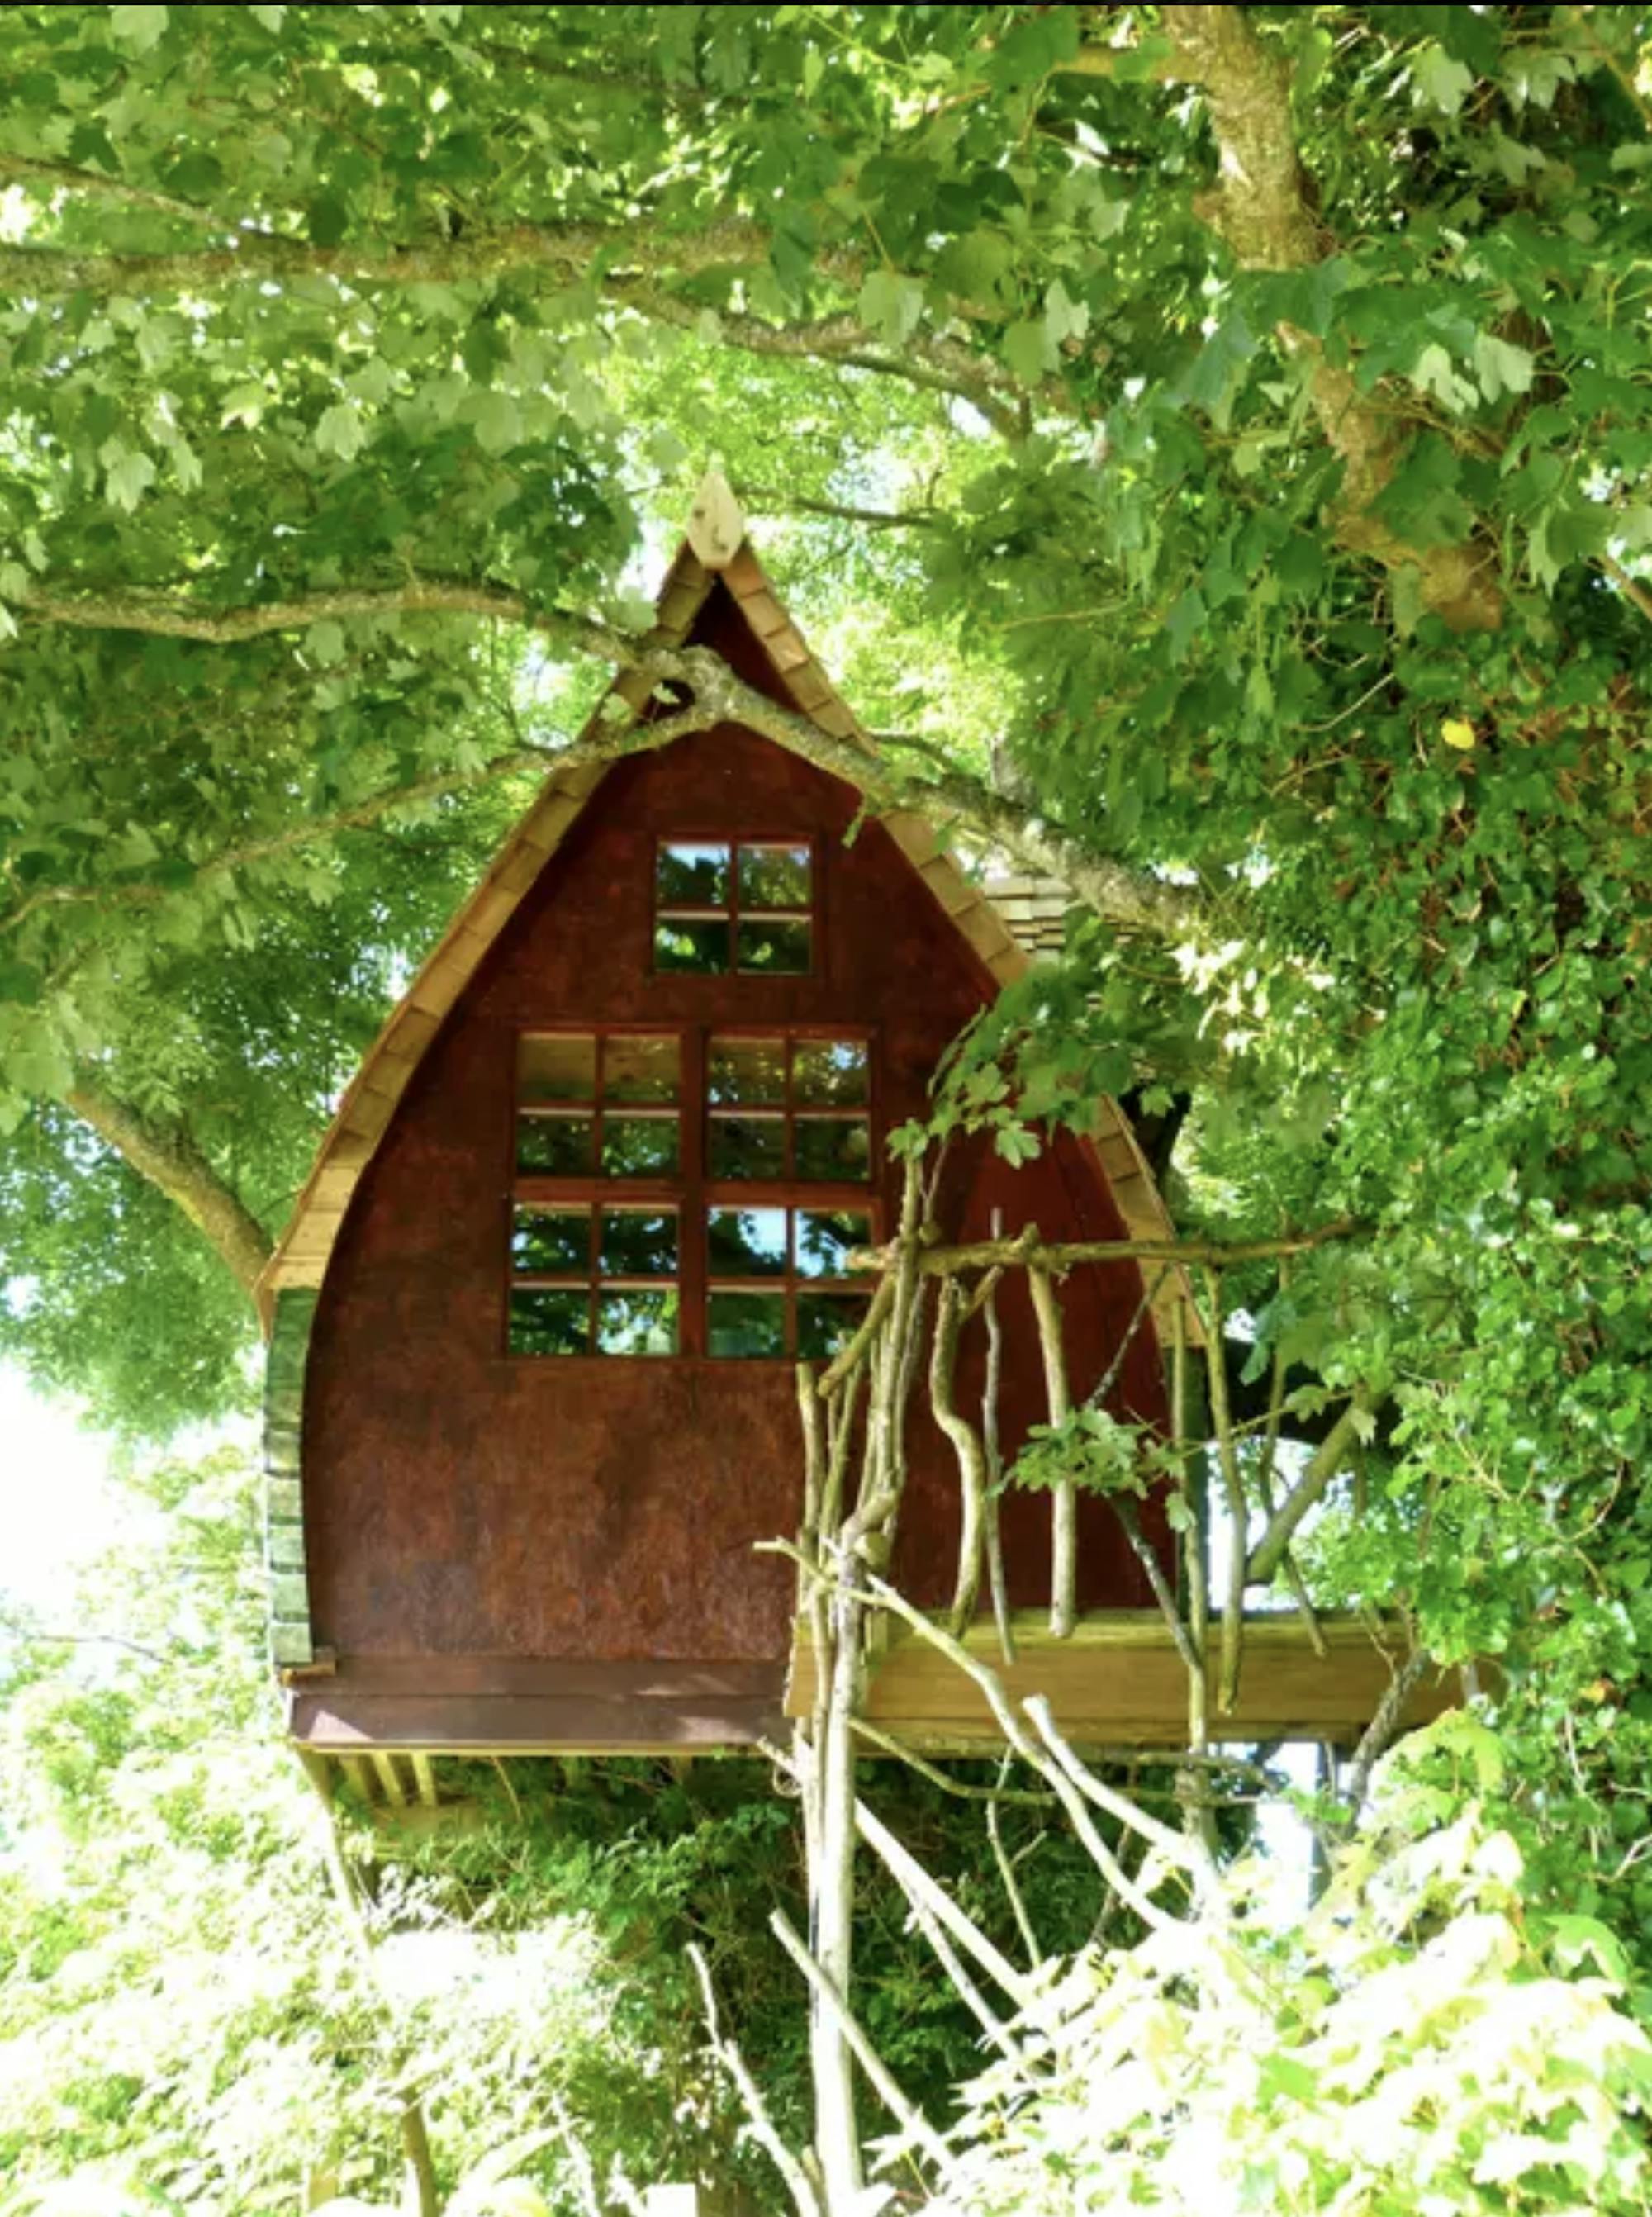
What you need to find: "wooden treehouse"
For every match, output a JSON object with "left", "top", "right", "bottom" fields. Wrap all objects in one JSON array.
[{"left": 259, "top": 482, "right": 1455, "bottom": 1802}]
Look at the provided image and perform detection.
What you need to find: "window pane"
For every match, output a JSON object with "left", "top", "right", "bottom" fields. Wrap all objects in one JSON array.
[
  {"left": 709, "top": 1291, "right": 787, "bottom": 1359},
  {"left": 599, "top": 1208, "right": 677, "bottom": 1278},
  {"left": 708, "top": 1035, "right": 786, "bottom": 1106},
  {"left": 710, "top": 1113, "right": 787, "bottom": 1180},
  {"left": 708, "top": 1206, "right": 788, "bottom": 1279},
  {"left": 738, "top": 843, "right": 810, "bottom": 909},
  {"left": 510, "top": 1289, "right": 590, "bottom": 1356},
  {"left": 602, "top": 1114, "right": 679, "bottom": 1177},
  {"left": 737, "top": 919, "right": 811, "bottom": 975},
  {"left": 515, "top": 1113, "right": 594, "bottom": 1176},
  {"left": 519, "top": 1033, "right": 596, "bottom": 1104},
  {"left": 657, "top": 843, "right": 730, "bottom": 906},
  {"left": 597, "top": 1290, "right": 678, "bottom": 1355},
  {"left": 604, "top": 1033, "right": 679, "bottom": 1104},
  {"left": 795, "top": 1037, "right": 868, "bottom": 1107},
  {"left": 656, "top": 918, "right": 730, "bottom": 973},
  {"left": 795, "top": 1117, "right": 871, "bottom": 1181},
  {"left": 798, "top": 1293, "right": 870, "bottom": 1361},
  {"left": 796, "top": 1209, "right": 871, "bottom": 1280},
  {"left": 512, "top": 1208, "right": 591, "bottom": 1275}
]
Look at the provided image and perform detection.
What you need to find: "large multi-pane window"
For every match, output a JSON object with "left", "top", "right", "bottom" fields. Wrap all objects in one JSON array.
[{"left": 507, "top": 1027, "right": 874, "bottom": 1359}]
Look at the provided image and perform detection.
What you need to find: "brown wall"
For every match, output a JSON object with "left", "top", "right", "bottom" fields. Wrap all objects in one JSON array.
[{"left": 302, "top": 595, "right": 1168, "bottom": 1669}]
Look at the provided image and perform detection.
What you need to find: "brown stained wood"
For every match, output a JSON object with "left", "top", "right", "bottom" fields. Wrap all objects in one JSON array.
[
  {"left": 261, "top": 528, "right": 1187, "bottom": 1306},
  {"left": 294, "top": 594, "right": 1173, "bottom": 1684},
  {"left": 786, "top": 1613, "right": 1465, "bottom": 1748}
]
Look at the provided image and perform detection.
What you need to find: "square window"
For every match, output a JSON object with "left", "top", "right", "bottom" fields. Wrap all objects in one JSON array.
[
  {"left": 710, "top": 1113, "right": 787, "bottom": 1180},
  {"left": 794, "top": 1038, "right": 868, "bottom": 1106},
  {"left": 599, "top": 1208, "right": 677, "bottom": 1278},
  {"left": 795, "top": 1209, "right": 871, "bottom": 1280},
  {"left": 708, "top": 1035, "right": 786, "bottom": 1106},
  {"left": 512, "top": 1208, "right": 591, "bottom": 1276},
  {"left": 738, "top": 843, "right": 811, "bottom": 909},
  {"left": 657, "top": 843, "right": 730, "bottom": 906},
  {"left": 737, "top": 918, "right": 811, "bottom": 975},
  {"left": 510, "top": 1288, "right": 590, "bottom": 1355},
  {"left": 597, "top": 1289, "right": 678, "bottom": 1355},
  {"left": 708, "top": 1206, "right": 789, "bottom": 1278},
  {"left": 602, "top": 1115, "right": 679, "bottom": 1177},
  {"left": 605, "top": 1034, "right": 679, "bottom": 1104},
  {"left": 709, "top": 1290, "right": 787, "bottom": 1359},
  {"left": 520, "top": 1033, "right": 596, "bottom": 1104},
  {"left": 795, "top": 1116, "right": 871, "bottom": 1182},
  {"left": 798, "top": 1293, "right": 870, "bottom": 1361},
  {"left": 656, "top": 917, "right": 731, "bottom": 973},
  {"left": 516, "top": 1113, "right": 594, "bottom": 1176}
]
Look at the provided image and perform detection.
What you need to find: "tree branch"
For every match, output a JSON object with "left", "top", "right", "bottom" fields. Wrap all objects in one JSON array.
[
  {"left": 3, "top": 745, "right": 562, "bottom": 941},
  {"left": 1245, "top": 1389, "right": 1379, "bottom": 1587},
  {"left": 12, "top": 578, "right": 1192, "bottom": 938},
  {"left": 65, "top": 1080, "right": 272, "bottom": 1300},
  {"left": 1162, "top": 5, "right": 1502, "bottom": 630}
]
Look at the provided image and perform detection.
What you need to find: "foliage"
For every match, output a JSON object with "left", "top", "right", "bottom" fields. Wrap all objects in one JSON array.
[{"left": 931, "top": 1726, "right": 1652, "bottom": 2216}]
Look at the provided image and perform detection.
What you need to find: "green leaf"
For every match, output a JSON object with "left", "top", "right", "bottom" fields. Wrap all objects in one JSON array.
[
  {"left": 857, "top": 269, "right": 924, "bottom": 346},
  {"left": 1412, "top": 42, "right": 1474, "bottom": 116},
  {"left": 102, "top": 443, "right": 158, "bottom": 513},
  {"left": 1473, "top": 332, "right": 1536, "bottom": 404},
  {"left": 1002, "top": 316, "right": 1054, "bottom": 383},
  {"left": 109, "top": 3, "right": 169, "bottom": 52},
  {"left": 471, "top": 389, "right": 523, "bottom": 454},
  {"left": 314, "top": 402, "right": 366, "bottom": 462}
]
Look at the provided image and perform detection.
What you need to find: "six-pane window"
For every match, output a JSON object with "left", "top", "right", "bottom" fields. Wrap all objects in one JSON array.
[{"left": 655, "top": 840, "right": 814, "bottom": 975}]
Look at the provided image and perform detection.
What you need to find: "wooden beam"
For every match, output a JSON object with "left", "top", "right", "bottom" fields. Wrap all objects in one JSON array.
[
  {"left": 411, "top": 1753, "right": 439, "bottom": 1808},
  {"left": 370, "top": 1752, "right": 408, "bottom": 1806},
  {"left": 786, "top": 1612, "right": 1466, "bottom": 1749}
]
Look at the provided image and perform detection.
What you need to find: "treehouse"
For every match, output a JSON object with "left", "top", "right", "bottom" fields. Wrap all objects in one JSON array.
[{"left": 259, "top": 482, "right": 1455, "bottom": 1800}]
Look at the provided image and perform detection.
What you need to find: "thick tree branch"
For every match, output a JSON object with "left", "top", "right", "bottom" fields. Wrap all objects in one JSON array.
[
  {"left": 65, "top": 1080, "right": 273, "bottom": 1299},
  {"left": 13, "top": 578, "right": 1194, "bottom": 940},
  {"left": 1162, "top": 6, "right": 1502, "bottom": 630}
]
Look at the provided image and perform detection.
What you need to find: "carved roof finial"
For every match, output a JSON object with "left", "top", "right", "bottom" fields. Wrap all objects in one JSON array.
[{"left": 686, "top": 469, "right": 745, "bottom": 568}]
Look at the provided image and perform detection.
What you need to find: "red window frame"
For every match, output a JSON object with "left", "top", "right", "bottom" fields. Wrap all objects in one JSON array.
[
  {"left": 508, "top": 1023, "right": 878, "bottom": 1360},
  {"left": 652, "top": 835, "right": 817, "bottom": 978}
]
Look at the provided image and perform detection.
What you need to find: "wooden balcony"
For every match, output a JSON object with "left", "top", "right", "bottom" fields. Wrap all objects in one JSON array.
[{"left": 786, "top": 1610, "right": 1467, "bottom": 1749}]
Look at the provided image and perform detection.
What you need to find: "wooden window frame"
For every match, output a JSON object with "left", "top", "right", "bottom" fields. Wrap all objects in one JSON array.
[
  {"left": 652, "top": 835, "right": 817, "bottom": 978},
  {"left": 507, "top": 1023, "right": 877, "bottom": 1361}
]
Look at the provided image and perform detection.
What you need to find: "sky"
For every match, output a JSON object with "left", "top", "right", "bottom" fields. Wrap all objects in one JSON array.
[{"left": 0, "top": 1365, "right": 124, "bottom": 1612}]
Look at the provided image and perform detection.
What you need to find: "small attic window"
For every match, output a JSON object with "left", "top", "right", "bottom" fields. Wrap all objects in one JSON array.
[{"left": 654, "top": 840, "right": 814, "bottom": 975}]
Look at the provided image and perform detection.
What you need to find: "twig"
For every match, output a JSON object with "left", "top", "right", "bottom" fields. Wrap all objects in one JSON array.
[
  {"left": 689, "top": 1944, "right": 821, "bottom": 2217},
  {"left": 1028, "top": 1264, "right": 1076, "bottom": 1639},
  {"left": 929, "top": 1279, "right": 988, "bottom": 1633},
  {"left": 848, "top": 1718, "right": 1054, "bottom": 1806},
  {"left": 855, "top": 1799, "right": 1034, "bottom": 2007},
  {"left": 848, "top": 1218, "right": 1365, "bottom": 1278},
  {"left": 1342, "top": 1649, "right": 1435, "bottom": 1817},
  {"left": 1246, "top": 1390, "right": 1379, "bottom": 1585},
  {"left": 981, "top": 1213, "right": 1016, "bottom": 1667},
  {"left": 1199, "top": 1269, "right": 1249, "bottom": 1715},
  {"left": 988, "top": 1775, "right": 1043, "bottom": 1969},
  {"left": 769, "top": 1911, "right": 956, "bottom": 2177}
]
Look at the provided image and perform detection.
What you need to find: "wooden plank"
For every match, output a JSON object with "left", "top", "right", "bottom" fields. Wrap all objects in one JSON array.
[
  {"left": 918, "top": 855, "right": 985, "bottom": 917},
  {"left": 371, "top": 1753, "right": 408, "bottom": 1806},
  {"left": 765, "top": 625, "right": 812, "bottom": 674},
  {"left": 786, "top": 1613, "right": 1466, "bottom": 1749},
  {"left": 324, "top": 1655, "right": 786, "bottom": 1698},
  {"left": 292, "top": 1692, "right": 787, "bottom": 1754},
  {"left": 411, "top": 1753, "right": 439, "bottom": 1808},
  {"left": 339, "top": 1754, "right": 374, "bottom": 1802}
]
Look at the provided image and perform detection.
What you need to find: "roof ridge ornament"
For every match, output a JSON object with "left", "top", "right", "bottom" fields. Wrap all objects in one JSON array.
[{"left": 685, "top": 470, "right": 745, "bottom": 569}]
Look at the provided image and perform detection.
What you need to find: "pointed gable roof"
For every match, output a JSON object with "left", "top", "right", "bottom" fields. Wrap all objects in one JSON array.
[{"left": 259, "top": 483, "right": 1181, "bottom": 1321}]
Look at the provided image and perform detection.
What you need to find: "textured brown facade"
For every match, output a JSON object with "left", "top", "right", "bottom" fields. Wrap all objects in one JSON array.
[{"left": 298, "top": 597, "right": 1167, "bottom": 1729}]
